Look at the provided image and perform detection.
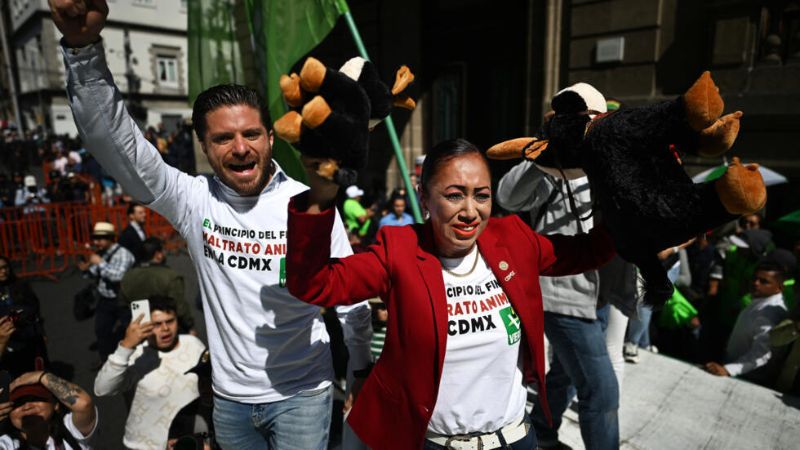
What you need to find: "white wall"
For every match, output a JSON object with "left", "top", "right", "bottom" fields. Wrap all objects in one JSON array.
[
  {"left": 9, "top": 0, "right": 46, "bottom": 32},
  {"left": 100, "top": 28, "right": 188, "bottom": 96},
  {"left": 106, "top": 0, "right": 187, "bottom": 32}
]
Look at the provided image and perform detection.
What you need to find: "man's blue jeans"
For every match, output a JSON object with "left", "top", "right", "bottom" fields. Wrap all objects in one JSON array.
[
  {"left": 213, "top": 384, "right": 333, "bottom": 450},
  {"left": 531, "top": 312, "right": 619, "bottom": 450}
]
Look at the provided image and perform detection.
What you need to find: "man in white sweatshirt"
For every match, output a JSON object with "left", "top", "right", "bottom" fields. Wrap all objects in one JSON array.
[
  {"left": 94, "top": 297, "right": 206, "bottom": 450},
  {"left": 705, "top": 262, "right": 788, "bottom": 382},
  {"left": 50, "top": 2, "right": 372, "bottom": 448}
]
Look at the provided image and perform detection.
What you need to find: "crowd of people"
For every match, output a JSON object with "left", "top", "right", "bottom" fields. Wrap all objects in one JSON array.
[
  {"left": 0, "top": 1, "right": 797, "bottom": 450},
  {"left": 0, "top": 116, "right": 196, "bottom": 211}
]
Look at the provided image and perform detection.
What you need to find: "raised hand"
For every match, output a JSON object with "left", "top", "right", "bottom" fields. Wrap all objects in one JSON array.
[
  {"left": 301, "top": 156, "right": 340, "bottom": 213},
  {"left": 120, "top": 314, "right": 154, "bottom": 349},
  {"left": 0, "top": 396, "right": 11, "bottom": 422},
  {"left": 49, "top": 0, "right": 109, "bottom": 47}
]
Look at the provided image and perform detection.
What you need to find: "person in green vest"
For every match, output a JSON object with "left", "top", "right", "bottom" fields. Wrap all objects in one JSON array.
[
  {"left": 657, "top": 286, "right": 702, "bottom": 362},
  {"left": 343, "top": 185, "right": 374, "bottom": 237}
]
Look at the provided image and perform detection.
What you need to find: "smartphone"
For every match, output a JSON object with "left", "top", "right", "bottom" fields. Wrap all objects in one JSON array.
[{"left": 130, "top": 299, "right": 151, "bottom": 324}]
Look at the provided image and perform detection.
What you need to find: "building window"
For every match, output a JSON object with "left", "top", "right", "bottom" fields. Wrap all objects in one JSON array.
[
  {"left": 157, "top": 56, "right": 179, "bottom": 88},
  {"left": 431, "top": 64, "right": 465, "bottom": 144}
]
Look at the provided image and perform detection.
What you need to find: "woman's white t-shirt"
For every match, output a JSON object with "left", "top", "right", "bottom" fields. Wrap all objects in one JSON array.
[{"left": 428, "top": 246, "right": 527, "bottom": 435}]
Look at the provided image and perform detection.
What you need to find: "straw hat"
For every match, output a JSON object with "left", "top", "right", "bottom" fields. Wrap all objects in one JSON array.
[{"left": 91, "top": 221, "right": 116, "bottom": 238}]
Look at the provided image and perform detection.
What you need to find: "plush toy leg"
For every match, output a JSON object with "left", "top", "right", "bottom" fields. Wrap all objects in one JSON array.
[
  {"left": 301, "top": 96, "right": 333, "bottom": 129},
  {"left": 683, "top": 71, "right": 724, "bottom": 131},
  {"left": 394, "top": 96, "right": 416, "bottom": 110},
  {"left": 280, "top": 73, "right": 304, "bottom": 108},
  {"left": 317, "top": 159, "right": 339, "bottom": 181},
  {"left": 299, "top": 57, "right": 327, "bottom": 93},
  {"left": 391, "top": 66, "right": 416, "bottom": 110},
  {"left": 715, "top": 157, "right": 767, "bottom": 215},
  {"left": 631, "top": 252, "right": 674, "bottom": 306},
  {"left": 392, "top": 66, "right": 415, "bottom": 95},
  {"left": 486, "top": 138, "right": 549, "bottom": 160},
  {"left": 273, "top": 111, "right": 303, "bottom": 144},
  {"left": 697, "top": 111, "right": 742, "bottom": 157}
]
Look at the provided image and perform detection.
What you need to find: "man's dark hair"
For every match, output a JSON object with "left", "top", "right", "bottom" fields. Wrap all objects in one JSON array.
[
  {"left": 142, "top": 237, "right": 163, "bottom": 262},
  {"left": 126, "top": 202, "right": 143, "bottom": 216},
  {"left": 149, "top": 295, "right": 177, "bottom": 314},
  {"left": 192, "top": 84, "right": 272, "bottom": 140},
  {"left": 754, "top": 261, "right": 786, "bottom": 283}
]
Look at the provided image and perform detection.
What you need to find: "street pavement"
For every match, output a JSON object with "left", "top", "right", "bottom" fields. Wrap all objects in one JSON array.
[
  {"left": 557, "top": 350, "right": 799, "bottom": 450},
  {"left": 30, "top": 254, "right": 800, "bottom": 449}
]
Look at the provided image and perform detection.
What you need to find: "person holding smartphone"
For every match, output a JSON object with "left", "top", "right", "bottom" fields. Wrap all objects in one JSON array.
[{"left": 94, "top": 296, "right": 206, "bottom": 450}]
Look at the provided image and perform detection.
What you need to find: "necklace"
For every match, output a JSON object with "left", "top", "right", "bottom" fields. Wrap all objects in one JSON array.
[{"left": 441, "top": 248, "right": 480, "bottom": 278}]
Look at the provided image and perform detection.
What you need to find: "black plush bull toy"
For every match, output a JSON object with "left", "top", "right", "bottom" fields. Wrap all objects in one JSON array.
[
  {"left": 488, "top": 72, "right": 766, "bottom": 305},
  {"left": 273, "top": 56, "right": 415, "bottom": 186}
]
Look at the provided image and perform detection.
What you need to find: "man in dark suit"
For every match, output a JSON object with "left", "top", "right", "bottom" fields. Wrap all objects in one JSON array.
[{"left": 119, "top": 202, "right": 147, "bottom": 264}]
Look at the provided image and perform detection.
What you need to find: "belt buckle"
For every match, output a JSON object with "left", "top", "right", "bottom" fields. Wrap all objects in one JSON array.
[{"left": 445, "top": 435, "right": 482, "bottom": 450}]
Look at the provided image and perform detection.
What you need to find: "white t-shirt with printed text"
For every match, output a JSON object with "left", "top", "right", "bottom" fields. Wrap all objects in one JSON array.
[
  {"left": 149, "top": 169, "right": 352, "bottom": 402},
  {"left": 62, "top": 42, "right": 373, "bottom": 406},
  {"left": 428, "top": 246, "right": 527, "bottom": 435}
]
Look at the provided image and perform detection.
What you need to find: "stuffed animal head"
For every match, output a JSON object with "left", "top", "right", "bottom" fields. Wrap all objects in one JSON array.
[
  {"left": 273, "top": 57, "right": 415, "bottom": 186},
  {"left": 487, "top": 82, "right": 606, "bottom": 180}
]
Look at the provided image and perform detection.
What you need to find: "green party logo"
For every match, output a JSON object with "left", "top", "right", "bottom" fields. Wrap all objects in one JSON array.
[
  {"left": 499, "top": 306, "right": 521, "bottom": 345},
  {"left": 279, "top": 257, "right": 286, "bottom": 288}
]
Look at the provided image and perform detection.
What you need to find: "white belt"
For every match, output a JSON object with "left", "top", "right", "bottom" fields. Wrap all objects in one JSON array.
[{"left": 425, "top": 417, "right": 529, "bottom": 450}]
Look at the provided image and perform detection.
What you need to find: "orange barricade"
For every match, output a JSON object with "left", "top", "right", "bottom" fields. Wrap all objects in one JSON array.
[{"left": 0, "top": 202, "right": 185, "bottom": 279}]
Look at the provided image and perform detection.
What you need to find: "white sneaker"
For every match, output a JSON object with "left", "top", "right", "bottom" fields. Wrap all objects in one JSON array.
[
  {"left": 647, "top": 345, "right": 659, "bottom": 354},
  {"left": 624, "top": 342, "right": 640, "bottom": 363}
]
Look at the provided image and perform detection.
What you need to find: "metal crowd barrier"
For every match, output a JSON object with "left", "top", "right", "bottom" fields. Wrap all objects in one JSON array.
[{"left": 0, "top": 202, "right": 185, "bottom": 279}]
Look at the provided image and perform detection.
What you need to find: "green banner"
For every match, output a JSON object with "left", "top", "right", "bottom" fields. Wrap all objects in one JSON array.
[
  {"left": 243, "top": 0, "right": 344, "bottom": 182},
  {"left": 187, "top": 0, "right": 244, "bottom": 103}
]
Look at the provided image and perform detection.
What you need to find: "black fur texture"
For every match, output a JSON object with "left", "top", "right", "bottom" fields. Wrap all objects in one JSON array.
[
  {"left": 287, "top": 58, "right": 401, "bottom": 184},
  {"left": 550, "top": 95, "right": 737, "bottom": 305},
  {"left": 357, "top": 60, "right": 393, "bottom": 121}
]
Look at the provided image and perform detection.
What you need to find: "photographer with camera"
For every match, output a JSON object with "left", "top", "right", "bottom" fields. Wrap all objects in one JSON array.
[
  {"left": 0, "top": 257, "right": 48, "bottom": 377},
  {"left": 77, "top": 222, "right": 136, "bottom": 367},
  {"left": 13, "top": 176, "right": 49, "bottom": 208}
]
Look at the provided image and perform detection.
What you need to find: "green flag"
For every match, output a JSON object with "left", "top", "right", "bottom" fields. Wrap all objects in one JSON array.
[
  {"left": 244, "top": 0, "right": 344, "bottom": 182},
  {"left": 187, "top": 0, "right": 244, "bottom": 103}
]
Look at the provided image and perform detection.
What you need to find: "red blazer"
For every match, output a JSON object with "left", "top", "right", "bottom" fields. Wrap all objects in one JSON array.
[{"left": 287, "top": 200, "right": 615, "bottom": 450}]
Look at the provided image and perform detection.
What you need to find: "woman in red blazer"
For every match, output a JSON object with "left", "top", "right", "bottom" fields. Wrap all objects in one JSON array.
[{"left": 287, "top": 139, "right": 615, "bottom": 450}]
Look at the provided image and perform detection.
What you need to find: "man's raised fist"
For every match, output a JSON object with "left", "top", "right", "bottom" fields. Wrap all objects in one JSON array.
[{"left": 49, "top": 0, "right": 109, "bottom": 48}]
